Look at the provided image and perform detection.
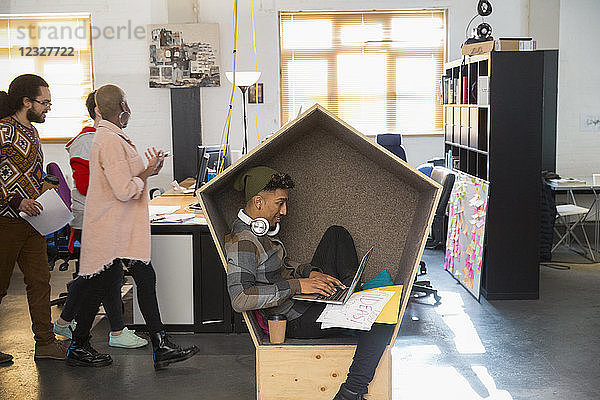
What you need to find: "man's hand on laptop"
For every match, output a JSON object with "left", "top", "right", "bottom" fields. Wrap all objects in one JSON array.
[{"left": 299, "top": 272, "right": 345, "bottom": 296}]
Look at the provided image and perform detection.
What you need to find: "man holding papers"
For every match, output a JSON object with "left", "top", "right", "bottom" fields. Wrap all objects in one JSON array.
[
  {"left": 224, "top": 166, "right": 394, "bottom": 400},
  {"left": 0, "top": 74, "right": 67, "bottom": 363}
]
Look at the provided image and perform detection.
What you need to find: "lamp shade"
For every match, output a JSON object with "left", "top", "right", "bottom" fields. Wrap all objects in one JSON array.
[{"left": 225, "top": 71, "right": 261, "bottom": 87}]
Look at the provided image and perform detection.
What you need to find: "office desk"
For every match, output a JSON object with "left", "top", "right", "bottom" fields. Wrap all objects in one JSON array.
[{"left": 131, "top": 190, "right": 234, "bottom": 333}]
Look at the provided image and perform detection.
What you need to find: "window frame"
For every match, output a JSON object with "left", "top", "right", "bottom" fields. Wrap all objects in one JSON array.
[
  {"left": 278, "top": 9, "right": 448, "bottom": 137},
  {"left": 0, "top": 13, "right": 95, "bottom": 144}
]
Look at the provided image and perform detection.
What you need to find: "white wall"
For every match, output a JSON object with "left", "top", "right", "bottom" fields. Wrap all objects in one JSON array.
[
  {"left": 528, "top": 0, "right": 560, "bottom": 50},
  {"left": 1, "top": 0, "right": 173, "bottom": 189},
  {"left": 2, "top": 0, "right": 537, "bottom": 189},
  {"left": 556, "top": 0, "right": 600, "bottom": 178}
]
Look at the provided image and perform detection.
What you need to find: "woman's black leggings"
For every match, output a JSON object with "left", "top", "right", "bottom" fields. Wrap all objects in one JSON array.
[{"left": 72, "top": 259, "right": 164, "bottom": 342}]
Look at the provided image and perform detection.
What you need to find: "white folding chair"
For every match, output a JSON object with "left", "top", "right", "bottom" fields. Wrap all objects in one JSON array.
[{"left": 552, "top": 204, "right": 595, "bottom": 261}]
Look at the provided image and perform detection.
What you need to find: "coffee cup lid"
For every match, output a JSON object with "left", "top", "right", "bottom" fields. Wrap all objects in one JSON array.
[{"left": 268, "top": 314, "right": 286, "bottom": 321}]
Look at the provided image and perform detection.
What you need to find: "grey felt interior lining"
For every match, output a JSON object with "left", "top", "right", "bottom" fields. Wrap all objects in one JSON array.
[{"left": 200, "top": 106, "right": 439, "bottom": 321}]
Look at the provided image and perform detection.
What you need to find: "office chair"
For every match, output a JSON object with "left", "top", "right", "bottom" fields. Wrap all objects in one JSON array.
[
  {"left": 553, "top": 204, "right": 595, "bottom": 261},
  {"left": 416, "top": 162, "right": 434, "bottom": 178},
  {"left": 45, "top": 162, "right": 80, "bottom": 307},
  {"left": 376, "top": 133, "right": 407, "bottom": 162},
  {"left": 376, "top": 136, "right": 444, "bottom": 303},
  {"left": 45, "top": 163, "right": 78, "bottom": 271},
  {"left": 411, "top": 167, "right": 455, "bottom": 304},
  {"left": 540, "top": 176, "right": 557, "bottom": 262},
  {"left": 426, "top": 167, "right": 456, "bottom": 249}
]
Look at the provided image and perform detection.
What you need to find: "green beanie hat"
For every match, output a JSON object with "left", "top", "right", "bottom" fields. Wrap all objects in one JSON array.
[{"left": 233, "top": 166, "right": 279, "bottom": 202}]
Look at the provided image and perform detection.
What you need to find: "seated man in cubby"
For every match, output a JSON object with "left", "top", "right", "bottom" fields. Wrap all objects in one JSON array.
[{"left": 224, "top": 166, "right": 394, "bottom": 400}]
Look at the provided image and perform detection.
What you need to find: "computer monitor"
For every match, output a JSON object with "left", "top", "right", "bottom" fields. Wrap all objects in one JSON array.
[
  {"left": 203, "top": 144, "right": 231, "bottom": 173},
  {"left": 194, "top": 146, "right": 211, "bottom": 191}
]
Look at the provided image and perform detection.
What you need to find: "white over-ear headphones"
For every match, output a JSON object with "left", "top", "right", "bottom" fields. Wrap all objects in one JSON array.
[{"left": 238, "top": 209, "right": 280, "bottom": 237}]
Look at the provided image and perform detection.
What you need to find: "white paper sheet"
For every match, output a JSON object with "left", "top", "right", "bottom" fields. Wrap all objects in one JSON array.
[
  {"left": 148, "top": 205, "right": 181, "bottom": 220},
  {"left": 317, "top": 289, "right": 394, "bottom": 331},
  {"left": 19, "top": 189, "right": 74, "bottom": 236},
  {"left": 151, "top": 213, "right": 196, "bottom": 223}
]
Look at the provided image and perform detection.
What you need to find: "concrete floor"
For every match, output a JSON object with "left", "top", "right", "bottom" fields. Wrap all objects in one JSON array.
[{"left": 1, "top": 249, "right": 599, "bottom": 399}]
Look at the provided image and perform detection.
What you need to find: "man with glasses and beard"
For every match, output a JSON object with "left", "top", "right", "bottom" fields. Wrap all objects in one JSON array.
[{"left": 0, "top": 74, "right": 67, "bottom": 364}]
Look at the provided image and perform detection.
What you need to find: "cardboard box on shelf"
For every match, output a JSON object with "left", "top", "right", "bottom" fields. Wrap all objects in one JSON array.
[{"left": 495, "top": 38, "right": 536, "bottom": 51}]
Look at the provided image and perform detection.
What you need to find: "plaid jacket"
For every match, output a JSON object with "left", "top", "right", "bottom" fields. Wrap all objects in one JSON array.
[{"left": 225, "top": 217, "right": 318, "bottom": 321}]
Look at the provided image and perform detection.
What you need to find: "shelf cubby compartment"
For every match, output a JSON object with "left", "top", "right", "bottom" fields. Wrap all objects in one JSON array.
[
  {"left": 469, "top": 62, "right": 478, "bottom": 104},
  {"left": 445, "top": 107, "right": 453, "bottom": 142},
  {"left": 478, "top": 108, "right": 488, "bottom": 152},
  {"left": 469, "top": 108, "right": 479, "bottom": 149},
  {"left": 477, "top": 153, "right": 488, "bottom": 180},
  {"left": 459, "top": 147, "right": 468, "bottom": 172},
  {"left": 468, "top": 150, "right": 478, "bottom": 177}
]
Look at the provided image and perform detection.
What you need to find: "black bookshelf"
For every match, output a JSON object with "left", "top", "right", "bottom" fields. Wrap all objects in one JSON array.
[{"left": 443, "top": 50, "right": 558, "bottom": 300}]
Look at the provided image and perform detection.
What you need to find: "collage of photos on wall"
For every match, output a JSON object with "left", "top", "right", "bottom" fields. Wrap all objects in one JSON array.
[{"left": 148, "top": 23, "right": 221, "bottom": 88}]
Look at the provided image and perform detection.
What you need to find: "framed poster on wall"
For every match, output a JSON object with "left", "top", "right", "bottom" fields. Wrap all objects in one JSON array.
[
  {"left": 443, "top": 171, "right": 489, "bottom": 300},
  {"left": 148, "top": 23, "right": 221, "bottom": 88}
]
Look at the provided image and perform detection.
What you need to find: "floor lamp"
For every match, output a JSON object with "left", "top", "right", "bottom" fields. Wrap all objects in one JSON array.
[{"left": 225, "top": 71, "right": 261, "bottom": 155}]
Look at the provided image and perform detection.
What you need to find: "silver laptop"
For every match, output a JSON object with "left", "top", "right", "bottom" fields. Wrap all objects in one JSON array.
[{"left": 293, "top": 247, "right": 373, "bottom": 305}]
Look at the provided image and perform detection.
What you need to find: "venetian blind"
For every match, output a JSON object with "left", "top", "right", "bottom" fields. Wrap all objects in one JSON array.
[
  {"left": 0, "top": 14, "right": 94, "bottom": 142},
  {"left": 280, "top": 10, "right": 446, "bottom": 135}
]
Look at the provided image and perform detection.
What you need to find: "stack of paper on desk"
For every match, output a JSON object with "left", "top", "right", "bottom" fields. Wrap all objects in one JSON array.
[
  {"left": 148, "top": 206, "right": 181, "bottom": 220},
  {"left": 151, "top": 213, "right": 195, "bottom": 223},
  {"left": 317, "top": 289, "right": 395, "bottom": 331}
]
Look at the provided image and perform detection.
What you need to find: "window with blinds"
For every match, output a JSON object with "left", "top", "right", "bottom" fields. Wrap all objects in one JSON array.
[
  {"left": 279, "top": 10, "right": 446, "bottom": 136},
  {"left": 0, "top": 14, "right": 94, "bottom": 142}
]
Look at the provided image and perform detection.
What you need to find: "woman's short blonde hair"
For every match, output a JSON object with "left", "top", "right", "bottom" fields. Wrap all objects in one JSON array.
[{"left": 94, "top": 84, "right": 125, "bottom": 119}]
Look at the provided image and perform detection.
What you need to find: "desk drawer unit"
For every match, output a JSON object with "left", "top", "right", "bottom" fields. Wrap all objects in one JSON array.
[
  {"left": 134, "top": 234, "right": 194, "bottom": 325},
  {"left": 131, "top": 225, "right": 233, "bottom": 332}
]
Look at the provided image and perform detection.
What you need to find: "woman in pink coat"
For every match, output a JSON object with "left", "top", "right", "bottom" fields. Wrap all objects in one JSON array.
[{"left": 65, "top": 84, "right": 198, "bottom": 369}]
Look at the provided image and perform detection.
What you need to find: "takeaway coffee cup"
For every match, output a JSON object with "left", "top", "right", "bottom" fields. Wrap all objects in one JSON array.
[{"left": 268, "top": 314, "right": 287, "bottom": 344}]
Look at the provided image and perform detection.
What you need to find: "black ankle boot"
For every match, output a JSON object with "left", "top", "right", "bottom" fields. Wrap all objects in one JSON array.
[
  {"left": 150, "top": 330, "right": 199, "bottom": 370},
  {"left": 65, "top": 337, "right": 112, "bottom": 367},
  {"left": 333, "top": 384, "right": 365, "bottom": 400}
]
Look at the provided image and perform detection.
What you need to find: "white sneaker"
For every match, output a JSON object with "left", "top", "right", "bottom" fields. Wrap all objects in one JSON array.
[
  {"left": 109, "top": 327, "right": 148, "bottom": 348},
  {"left": 53, "top": 320, "right": 76, "bottom": 339}
]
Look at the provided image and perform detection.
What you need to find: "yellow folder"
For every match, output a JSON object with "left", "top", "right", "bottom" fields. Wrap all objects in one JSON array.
[{"left": 361, "top": 285, "right": 403, "bottom": 324}]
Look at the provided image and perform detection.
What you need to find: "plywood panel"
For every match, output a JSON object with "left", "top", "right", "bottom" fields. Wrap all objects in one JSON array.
[{"left": 257, "top": 346, "right": 391, "bottom": 400}]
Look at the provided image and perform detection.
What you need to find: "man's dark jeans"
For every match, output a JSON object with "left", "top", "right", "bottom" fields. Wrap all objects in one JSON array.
[{"left": 287, "top": 225, "right": 395, "bottom": 394}]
